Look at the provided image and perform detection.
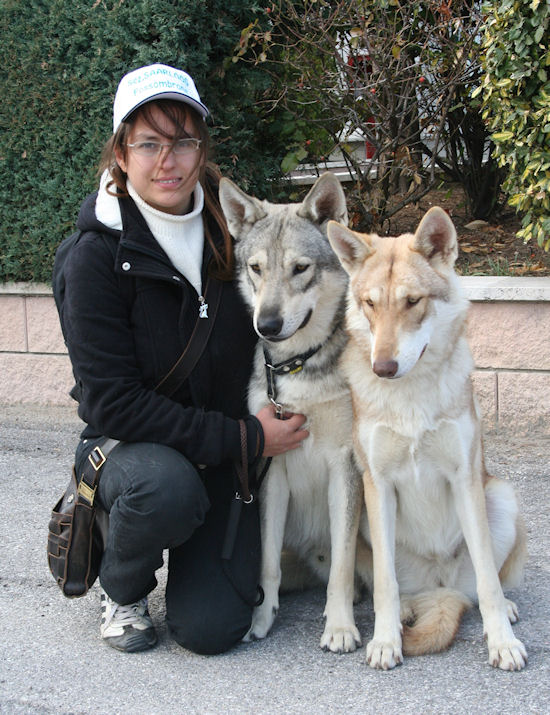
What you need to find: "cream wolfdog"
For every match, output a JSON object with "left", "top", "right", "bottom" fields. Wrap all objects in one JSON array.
[{"left": 327, "top": 207, "right": 527, "bottom": 671}]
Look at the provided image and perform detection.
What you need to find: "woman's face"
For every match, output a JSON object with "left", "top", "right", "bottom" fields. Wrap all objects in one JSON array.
[{"left": 115, "top": 104, "right": 203, "bottom": 215}]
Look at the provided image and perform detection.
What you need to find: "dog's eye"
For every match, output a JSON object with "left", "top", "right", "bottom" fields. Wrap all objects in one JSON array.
[
  {"left": 364, "top": 299, "right": 374, "bottom": 308},
  {"left": 294, "top": 263, "right": 309, "bottom": 275},
  {"left": 407, "top": 296, "right": 420, "bottom": 306},
  {"left": 249, "top": 263, "right": 261, "bottom": 275}
]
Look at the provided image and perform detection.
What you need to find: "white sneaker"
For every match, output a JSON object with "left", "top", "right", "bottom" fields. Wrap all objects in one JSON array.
[{"left": 100, "top": 588, "right": 157, "bottom": 652}]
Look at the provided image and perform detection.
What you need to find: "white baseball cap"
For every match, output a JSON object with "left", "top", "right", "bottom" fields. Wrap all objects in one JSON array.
[{"left": 113, "top": 63, "right": 209, "bottom": 133}]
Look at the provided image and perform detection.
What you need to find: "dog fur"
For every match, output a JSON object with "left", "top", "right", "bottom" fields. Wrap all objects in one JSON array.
[
  {"left": 219, "top": 173, "right": 373, "bottom": 653},
  {"left": 327, "top": 207, "right": 527, "bottom": 670}
]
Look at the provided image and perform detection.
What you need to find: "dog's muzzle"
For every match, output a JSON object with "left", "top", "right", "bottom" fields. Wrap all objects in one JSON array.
[{"left": 257, "top": 309, "right": 313, "bottom": 342}]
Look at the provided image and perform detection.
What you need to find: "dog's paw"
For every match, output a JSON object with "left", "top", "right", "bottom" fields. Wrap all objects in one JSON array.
[
  {"left": 488, "top": 638, "right": 527, "bottom": 671},
  {"left": 505, "top": 598, "right": 519, "bottom": 623},
  {"left": 366, "top": 639, "right": 403, "bottom": 670},
  {"left": 241, "top": 602, "right": 278, "bottom": 643},
  {"left": 320, "top": 623, "right": 361, "bottom": 654}
]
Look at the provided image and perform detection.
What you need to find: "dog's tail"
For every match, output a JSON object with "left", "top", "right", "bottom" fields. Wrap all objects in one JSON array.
[{"left": 401, "top": 588, "right": 472, "bottom": 656}]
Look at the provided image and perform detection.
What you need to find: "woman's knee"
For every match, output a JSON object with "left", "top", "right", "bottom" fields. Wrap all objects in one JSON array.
[
  {"left": 168, "top": 601, "right": 252, "bottom": 655},
  {"left": 101, "top": 442, "right": 210, "bottom": 541}
]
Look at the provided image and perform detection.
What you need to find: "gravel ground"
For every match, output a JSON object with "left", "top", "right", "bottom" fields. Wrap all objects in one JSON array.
[{"left": 1, "top": 405, "right": 548, "bottom": 715}]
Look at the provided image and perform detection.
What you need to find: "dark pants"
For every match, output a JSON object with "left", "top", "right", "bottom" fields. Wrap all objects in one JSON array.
[{"left": 76, "top": 439, "right": 255, "bottom": 655}]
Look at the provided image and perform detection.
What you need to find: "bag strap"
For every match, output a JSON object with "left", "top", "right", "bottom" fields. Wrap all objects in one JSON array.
[
  {"left": 76, "top": 437, "right": 120, "bottom": 507},
  {"left": 154, "top": 276, "right": 223, "bottom": 397}
]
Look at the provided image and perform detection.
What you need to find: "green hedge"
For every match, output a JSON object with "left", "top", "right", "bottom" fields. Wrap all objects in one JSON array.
[
  {"left": 475, "top": 0, "right": 550, "bottom": 250},
  {"left": 0, "top": 0, "right": 281, "bottom": 283}
]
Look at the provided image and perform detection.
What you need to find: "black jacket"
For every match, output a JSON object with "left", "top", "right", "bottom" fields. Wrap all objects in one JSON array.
[{"left": 62, "top": 191, "right": 261, "bottom": 470}]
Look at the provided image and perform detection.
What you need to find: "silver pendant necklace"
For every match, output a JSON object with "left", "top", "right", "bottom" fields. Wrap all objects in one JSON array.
[{"left": 198, "top": 295, "right": 208, "bottom": 318}]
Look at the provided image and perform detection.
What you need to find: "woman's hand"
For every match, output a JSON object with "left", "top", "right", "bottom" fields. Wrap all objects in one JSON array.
[{"left": 255, "top": 405, "right": 309, "bottom": 457}]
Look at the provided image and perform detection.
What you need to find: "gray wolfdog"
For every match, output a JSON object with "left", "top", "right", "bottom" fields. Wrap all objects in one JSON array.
[{"left": 219, "top": 173, "right": 373, "bottom": 653}]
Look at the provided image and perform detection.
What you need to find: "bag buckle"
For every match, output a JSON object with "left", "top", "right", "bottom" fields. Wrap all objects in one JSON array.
[
  {"left": 77, "top": 480, "right": 96, "bottom": 505},
  {"left": 88, "top": 446, "right": 107, "bottom": 471}
]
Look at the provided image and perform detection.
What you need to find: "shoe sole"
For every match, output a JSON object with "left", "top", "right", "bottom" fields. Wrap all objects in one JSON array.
[{"left": 103, "top": 629, "right": 158, "bottom": 653}]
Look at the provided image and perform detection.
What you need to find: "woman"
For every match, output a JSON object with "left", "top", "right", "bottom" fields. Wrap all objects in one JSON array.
[{"left": 60, "top": 64, "right": 308, "bottom": 655}]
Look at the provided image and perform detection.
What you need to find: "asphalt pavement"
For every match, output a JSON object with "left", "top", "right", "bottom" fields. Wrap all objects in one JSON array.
[{"left": 1, "top": 405, "right": 549, "bottom": 714}]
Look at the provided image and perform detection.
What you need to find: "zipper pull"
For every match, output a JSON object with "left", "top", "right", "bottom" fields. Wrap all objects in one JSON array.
[{"left": 198, "top": 295, "right": 209, "bottom": 319}]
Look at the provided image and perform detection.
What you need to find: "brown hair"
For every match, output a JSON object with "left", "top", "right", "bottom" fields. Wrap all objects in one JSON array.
[{"left": 98, "top": 99, "right": 234, "bottom": 280}]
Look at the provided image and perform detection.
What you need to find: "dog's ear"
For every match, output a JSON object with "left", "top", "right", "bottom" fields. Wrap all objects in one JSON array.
[
  {"left": 327, "top": 221, "right": 372, "bottom": 274},
  {"left": 219, "top": 177, "right": 267, "bottom": 240},
  {"left": 297, "top": 172, "right": 348, "bottom": 227},
  {"left": 413, "top": 207, "right": 458, "bottom": 269}
]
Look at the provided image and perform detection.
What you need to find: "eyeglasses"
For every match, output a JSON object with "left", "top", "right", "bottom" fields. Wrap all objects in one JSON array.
[{"left": 126, "top": 138, "right": 202, "bottom": 157}]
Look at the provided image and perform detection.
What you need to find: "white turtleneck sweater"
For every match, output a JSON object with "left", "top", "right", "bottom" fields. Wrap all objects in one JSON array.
[{"left": 95, "top": 170, "right": 205, "bottom": 297}]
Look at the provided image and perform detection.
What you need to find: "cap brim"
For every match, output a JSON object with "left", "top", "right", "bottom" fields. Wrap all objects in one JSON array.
[{"left": 120, "top": 91, "right": 209, "bottom": 124}]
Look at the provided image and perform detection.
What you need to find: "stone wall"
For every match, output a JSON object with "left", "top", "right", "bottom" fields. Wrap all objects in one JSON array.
[
  {"left": 1, "top": 278, "right": 549, "bottom": 433},
  {"left": 462, "top": 277, "right": 550, "bottom": 433}
]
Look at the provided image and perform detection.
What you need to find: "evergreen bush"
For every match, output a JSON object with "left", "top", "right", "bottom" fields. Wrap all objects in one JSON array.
[
  {"left": 475, "top": 0, "right": 550, "bottom": 249},
  {"left": 0, "top": 0, "right": 277, "bottom": 283}
]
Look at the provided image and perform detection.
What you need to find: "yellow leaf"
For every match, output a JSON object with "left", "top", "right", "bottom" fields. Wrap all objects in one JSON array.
[{"left": 492, "top": 131, "right": 515, "bottom": 142}]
